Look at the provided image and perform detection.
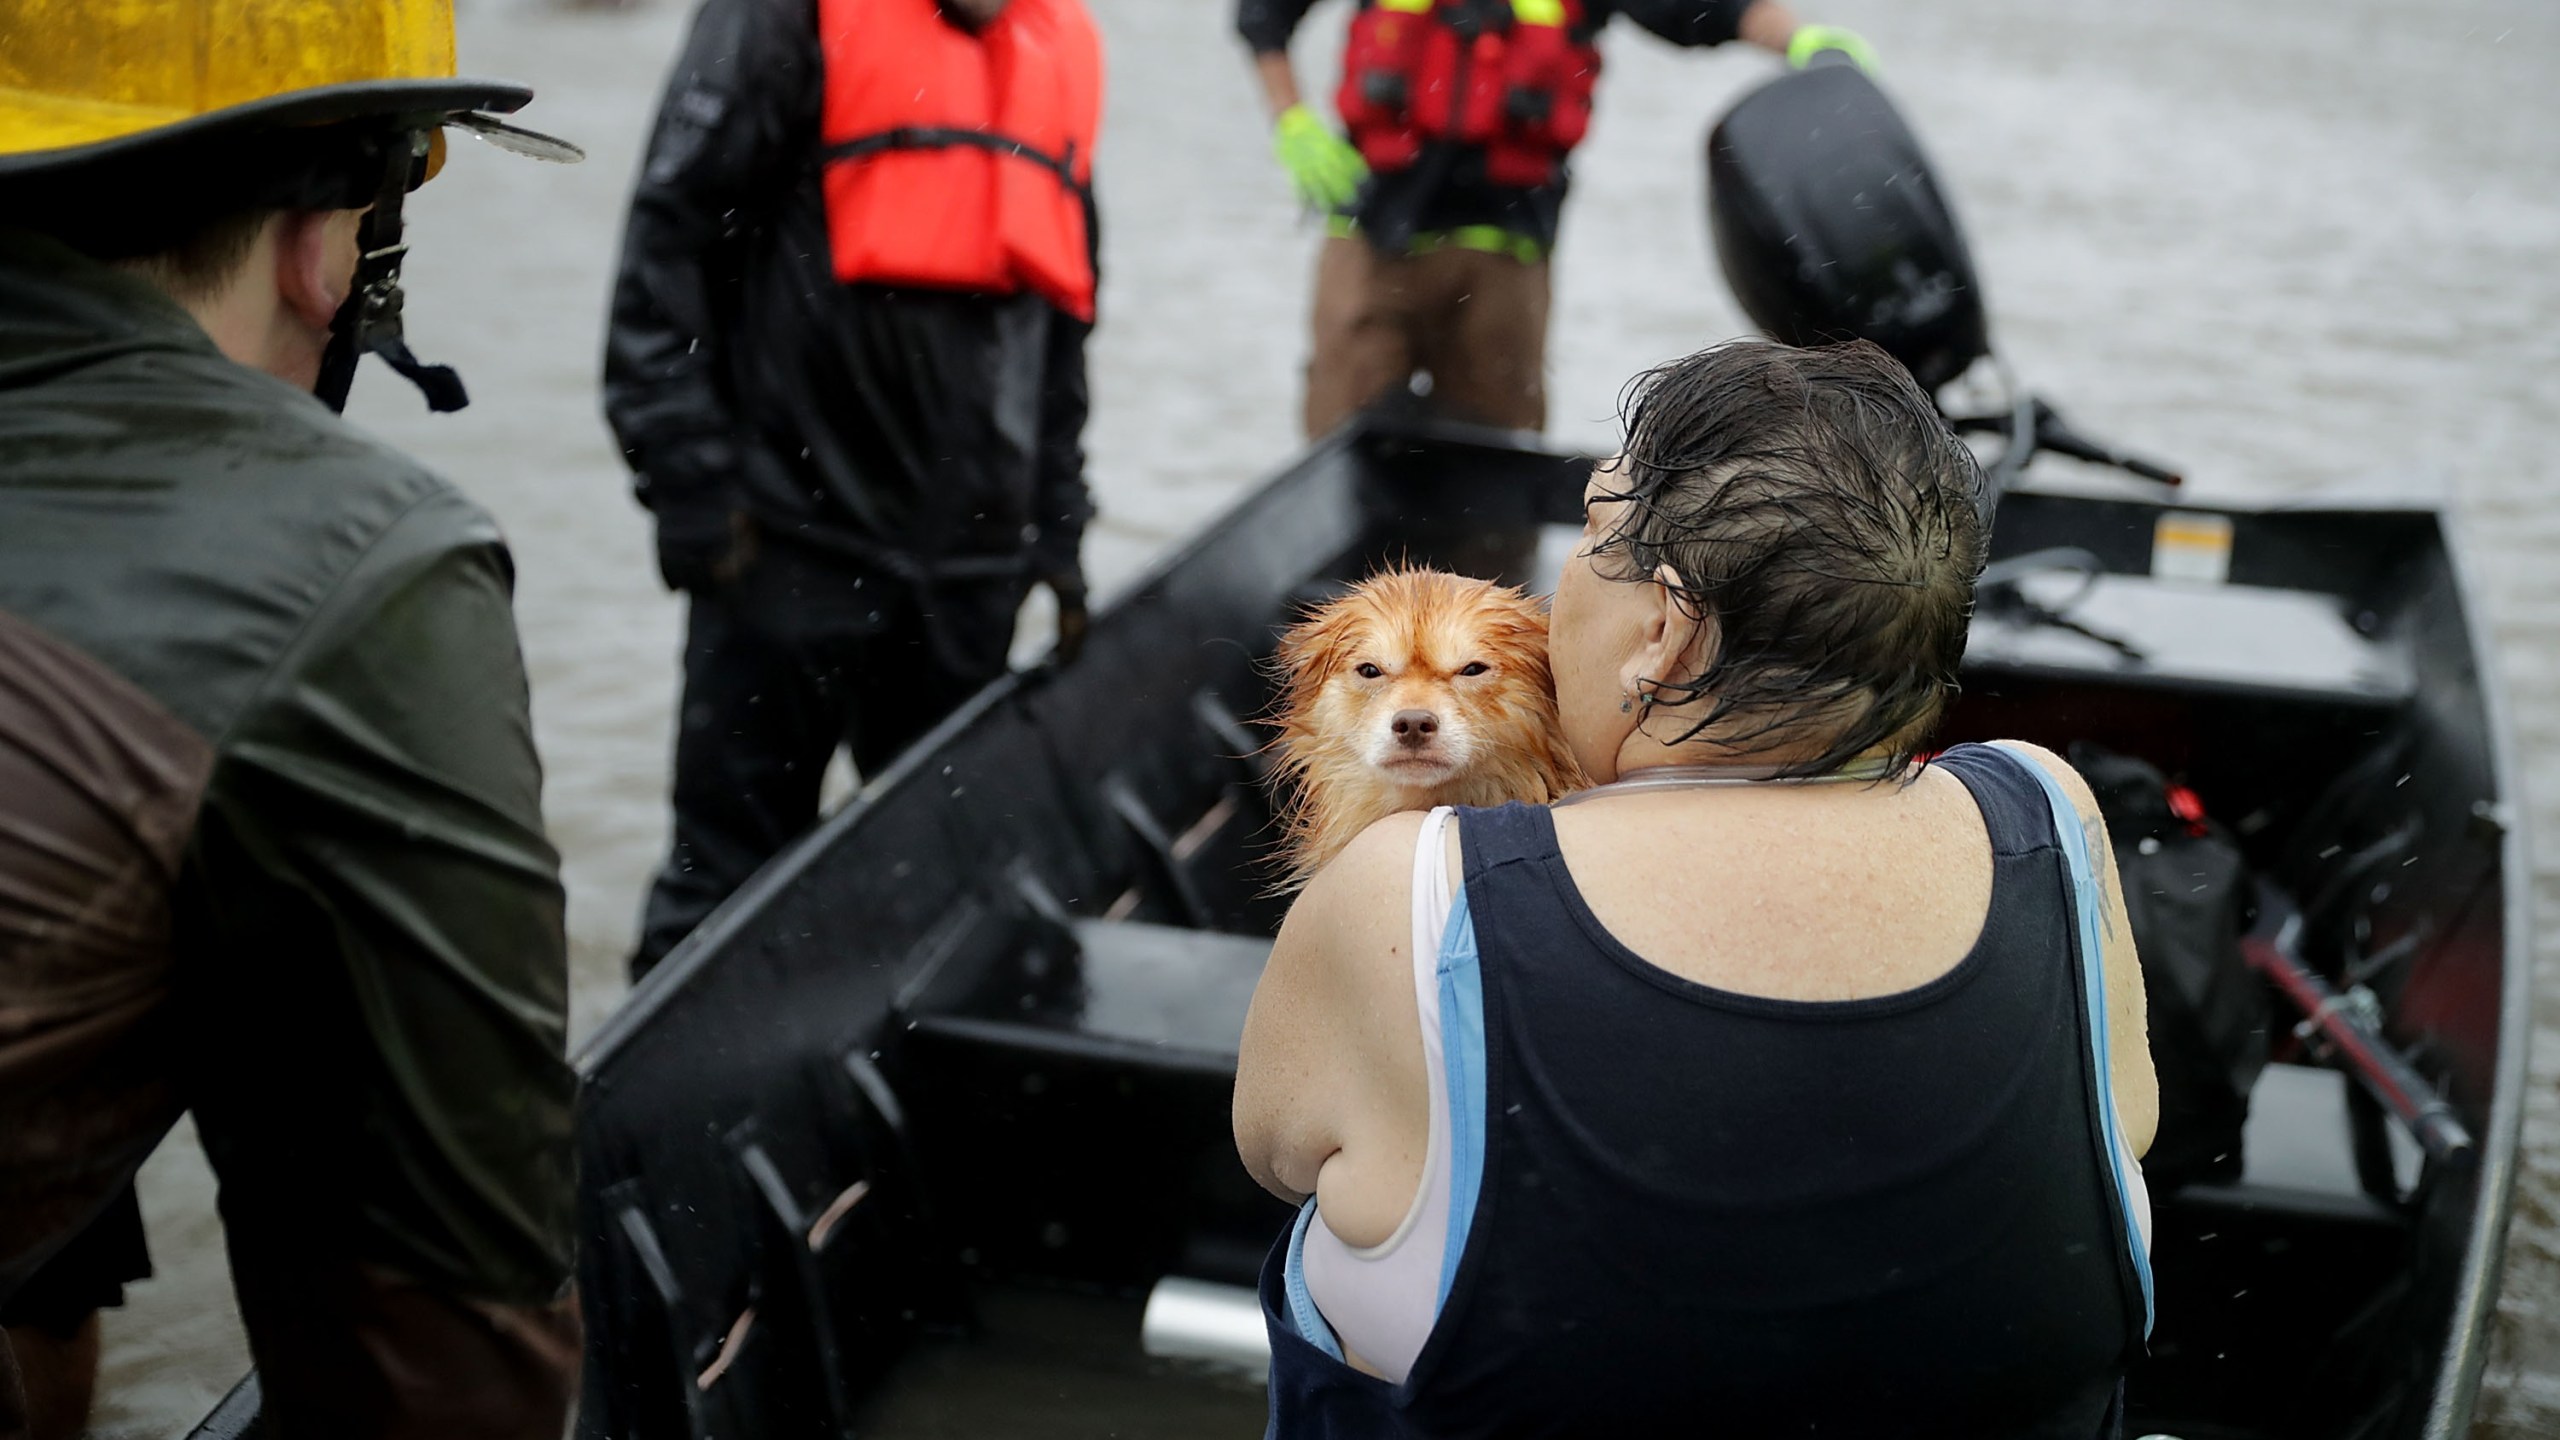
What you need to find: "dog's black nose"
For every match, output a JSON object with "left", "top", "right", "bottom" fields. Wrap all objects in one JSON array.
[{"left": 1392, "top": 710, "right": 1439, "bottom": 745}]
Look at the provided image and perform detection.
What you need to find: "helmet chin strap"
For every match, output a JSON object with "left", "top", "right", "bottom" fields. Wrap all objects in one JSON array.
[{"left": 314, "top": 127, "right": 469, "bottom": 414}]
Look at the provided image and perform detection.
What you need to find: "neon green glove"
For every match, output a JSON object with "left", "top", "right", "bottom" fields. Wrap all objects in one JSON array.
[
  {"left": 1271, "top": 104, "right": 1369, "bottom": 214},
  {"left": 1787, "top": 24, "right": 1879, "bottom": 72}
]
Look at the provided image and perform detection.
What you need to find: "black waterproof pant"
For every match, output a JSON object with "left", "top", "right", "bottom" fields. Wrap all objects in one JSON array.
[{"left": 633, "top": 538, "right": 1025, "bottom": 977}]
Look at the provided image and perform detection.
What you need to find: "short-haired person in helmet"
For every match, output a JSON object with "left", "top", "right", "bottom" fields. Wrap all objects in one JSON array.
[
  {"left": 0, "top": 4, "right": 584, "bottom": 1436},
  {"left": 1241, "top": 0, "right": 1875, "bottom": 440},
  {"left": 605, "top": 0, "right": 1103, "bottom": 978}
]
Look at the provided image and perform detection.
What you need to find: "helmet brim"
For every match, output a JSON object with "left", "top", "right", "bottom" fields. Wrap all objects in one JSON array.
[{"left": 0, "top": 77, "right": 558, "bottom": 178}]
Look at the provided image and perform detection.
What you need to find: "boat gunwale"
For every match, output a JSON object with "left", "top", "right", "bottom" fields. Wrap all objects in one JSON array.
[{"left": 2417, "top": 496, "right": 2535, "bottom": 1440}]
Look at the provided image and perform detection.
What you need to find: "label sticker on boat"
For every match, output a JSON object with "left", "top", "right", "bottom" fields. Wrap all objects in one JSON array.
[{"left": 2152, "top": 511, "right": 2234, "bottom": 585}]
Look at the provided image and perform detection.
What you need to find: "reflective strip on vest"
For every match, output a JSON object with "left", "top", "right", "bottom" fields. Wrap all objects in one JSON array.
[
  {"left": 1377, "top": 0, "right": 1565, "bottom": 26},
  {"left": 816, "top": 0, "right": 1103, "bottom": 321},
  {"left": 1327, "top": 212, "right": 1549, "bottom": 263}
]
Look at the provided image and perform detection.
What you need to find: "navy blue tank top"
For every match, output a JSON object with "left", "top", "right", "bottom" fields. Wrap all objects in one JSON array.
[{"left": 1259, "top": 744, "right": 2148, "bottom": 1438}]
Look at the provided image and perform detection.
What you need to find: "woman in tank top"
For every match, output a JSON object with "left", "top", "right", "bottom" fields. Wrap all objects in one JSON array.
[{"left": 1234, "top": 338, "right": 2159, "bottom": 1438}]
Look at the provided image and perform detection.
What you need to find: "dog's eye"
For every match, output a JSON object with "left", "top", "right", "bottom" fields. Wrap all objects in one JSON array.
[
  {"left": 1354, "top": 662, "right": 1384, "bottom": 679},
  {"left": 1458, "top": 662, "right": 1491, "bottom": 677}
]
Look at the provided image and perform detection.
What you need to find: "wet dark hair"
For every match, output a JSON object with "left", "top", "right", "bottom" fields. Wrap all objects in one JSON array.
[{"left": 1594, "top": 338, "right": 1987, "bottom": 775}]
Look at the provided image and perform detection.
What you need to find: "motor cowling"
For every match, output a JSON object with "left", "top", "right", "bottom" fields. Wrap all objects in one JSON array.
[{"left": 1705, "top": 59, "right": 1989, "bottom": 394}]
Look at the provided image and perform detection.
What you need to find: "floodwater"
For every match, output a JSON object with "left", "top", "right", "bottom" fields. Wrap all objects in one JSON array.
[{"left": 83, "top": 0, "right": 2560, "bottom": 1433}]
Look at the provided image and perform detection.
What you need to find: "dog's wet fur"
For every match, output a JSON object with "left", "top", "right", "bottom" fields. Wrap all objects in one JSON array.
[{"left": 1268, "top": 568, "right": 1587, "bottom": 889}]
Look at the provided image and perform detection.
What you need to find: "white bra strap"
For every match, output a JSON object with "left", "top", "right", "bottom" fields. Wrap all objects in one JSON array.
[{"left": 1412, "top": 806, "right": 1457, "bottom": 1009}]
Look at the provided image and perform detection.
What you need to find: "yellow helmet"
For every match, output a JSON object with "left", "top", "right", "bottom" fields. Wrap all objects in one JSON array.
[{"left": 0, "top": 0, "right": 562, "bottom": 176}]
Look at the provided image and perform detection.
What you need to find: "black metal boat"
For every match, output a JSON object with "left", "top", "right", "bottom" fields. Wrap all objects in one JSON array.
[
  {"left": 515, "top": 406, "right": 2519, "bottom": 1440},
  {"left": 183, "top": 411, "right": 2528, "bottom": 1440}
]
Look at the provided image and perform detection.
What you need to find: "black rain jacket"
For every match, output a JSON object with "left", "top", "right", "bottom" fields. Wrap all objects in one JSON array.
[{"left": 604, "top": 0, "right": 1096, "bottom": 589}]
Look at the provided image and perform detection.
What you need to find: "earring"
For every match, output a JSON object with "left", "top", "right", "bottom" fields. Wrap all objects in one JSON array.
[{"left": 1620, "top": 693, "right": 1635, "bottom": 714}]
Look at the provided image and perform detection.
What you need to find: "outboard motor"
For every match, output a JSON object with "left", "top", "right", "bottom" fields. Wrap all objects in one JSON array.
[
  {"left": 1707, "top": 58, "right": 1988, "bottom": 395},
  {"left": 1705, "top": 57, "right": 2178, "bottom": 501}
]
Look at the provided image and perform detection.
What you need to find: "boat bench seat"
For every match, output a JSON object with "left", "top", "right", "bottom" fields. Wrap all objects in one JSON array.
[
  {"left": 1967, "top": 575, "right": 2412, "bottom": 709},
  {"left": 2136, "top": 1064, "right": 2418, "bottom": 1434},
  {"left": 2176, "top": 1061, "right": 2416, "bottom": 1226},
  {"left": 905, "top": 918, "right": 1269, "bottom": 1073},
  {"left": 896, "top": 919, "right": 1288, "bottom": 1288}
]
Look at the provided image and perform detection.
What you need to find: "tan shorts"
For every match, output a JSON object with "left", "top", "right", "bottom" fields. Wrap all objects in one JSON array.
[{"left": 1303, "top": 234, "right": 1551, "bottom": 439}]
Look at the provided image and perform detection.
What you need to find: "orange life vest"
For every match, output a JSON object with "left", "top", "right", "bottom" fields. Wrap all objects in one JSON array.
[{"left": 817, "top": 0, "right": 1103, "bottom": 321}]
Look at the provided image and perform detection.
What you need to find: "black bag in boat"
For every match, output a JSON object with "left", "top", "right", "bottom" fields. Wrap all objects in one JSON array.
[{"left": 2070, "top": 743, "right": 2270, "bottom": 1191}]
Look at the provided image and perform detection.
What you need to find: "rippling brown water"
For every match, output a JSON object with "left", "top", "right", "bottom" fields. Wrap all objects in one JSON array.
[{"left": 87, "top": 0, "right": 2560, "bottom": 1431}]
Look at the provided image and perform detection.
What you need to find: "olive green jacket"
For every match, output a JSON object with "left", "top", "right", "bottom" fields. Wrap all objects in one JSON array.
[{"left": 0, "top": 227, "right": 576, "bottom": 1315}]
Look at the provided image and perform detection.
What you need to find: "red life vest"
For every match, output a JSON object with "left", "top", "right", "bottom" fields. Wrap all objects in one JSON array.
[
  {"left": 1335, "top": 0, "right": 1600, "bottom": 191},
  {"left": 817, "top": 0, "right": 1103, "bottom": 321}
]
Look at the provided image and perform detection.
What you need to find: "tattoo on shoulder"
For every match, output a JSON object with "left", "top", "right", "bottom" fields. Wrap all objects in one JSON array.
[{"left": 2081, "top": 812, "right": 2119, "bottom": 940}]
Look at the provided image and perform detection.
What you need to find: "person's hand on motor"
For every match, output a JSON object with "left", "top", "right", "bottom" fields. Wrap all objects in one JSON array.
[
  {"left": 1033, "top": 551, "right": 1090, "bottom": 664},
  {"left": 1271, "top": 104, "right": 1368, "bottom": 214},
  {"left": 1787, "top": 23, "right": 1878, "bottom": 72}
]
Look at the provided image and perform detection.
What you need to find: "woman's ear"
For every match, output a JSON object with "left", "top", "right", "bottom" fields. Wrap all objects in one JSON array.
[{"left": 1620, "top": 563, "right": 1707, "bottom": 701}]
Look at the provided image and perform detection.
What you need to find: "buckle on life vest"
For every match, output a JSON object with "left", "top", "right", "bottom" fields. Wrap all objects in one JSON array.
[{"left": 823, "top": 126, "right": 1090, "bottom": 197}]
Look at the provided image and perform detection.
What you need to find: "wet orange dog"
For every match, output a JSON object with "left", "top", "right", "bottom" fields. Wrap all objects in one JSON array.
[{"left": 1269, "top": 568, "right": 1586, "bottom": 888}]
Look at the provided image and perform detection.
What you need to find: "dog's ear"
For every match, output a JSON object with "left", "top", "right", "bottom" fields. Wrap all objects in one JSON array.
[
  {"left": 1508, "top": 587, "right": 1552, "bottom": 638},
  {"left": 1482, "top": 589, "right": 1555, "bottom": 675},
  {"left": 1274, "top": 598, "right": 1358, "bottom": 704}
]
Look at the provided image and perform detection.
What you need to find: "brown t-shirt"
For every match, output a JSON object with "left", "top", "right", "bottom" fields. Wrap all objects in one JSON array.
[{"left": 0, "top": 609, "right": 208, "bottom": 1293}]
